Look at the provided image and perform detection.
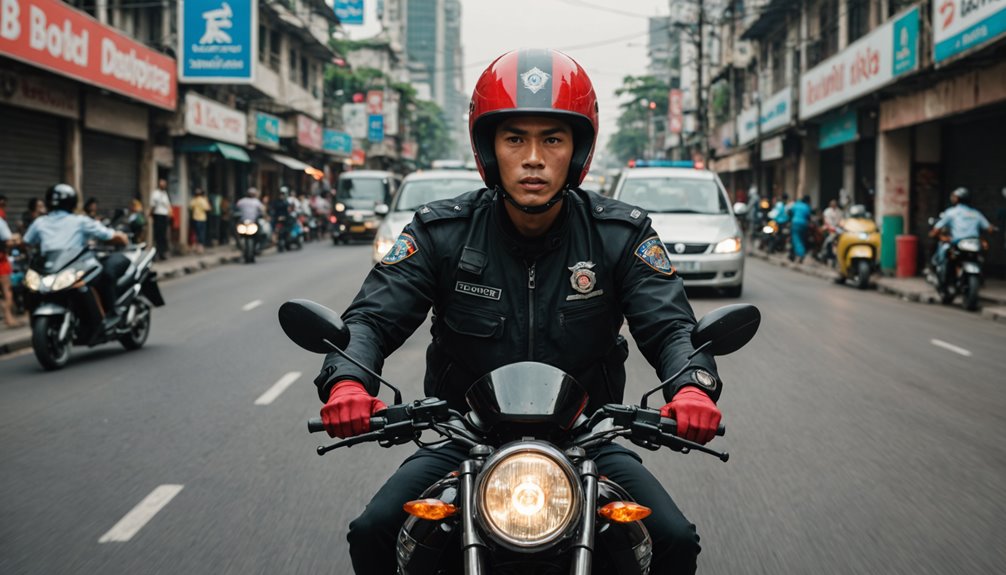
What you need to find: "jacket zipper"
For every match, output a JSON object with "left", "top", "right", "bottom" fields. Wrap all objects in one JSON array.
[{"left": 527, "top": 261, "right": 536, "bottom": 359}]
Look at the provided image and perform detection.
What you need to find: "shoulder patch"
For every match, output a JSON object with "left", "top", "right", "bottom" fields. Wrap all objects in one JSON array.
[
  {"left": 634, "top": 236, "right": 676, "bottom": 275},
  {"left": 381, "top": 233, "right": 419, "bottom": 265}
]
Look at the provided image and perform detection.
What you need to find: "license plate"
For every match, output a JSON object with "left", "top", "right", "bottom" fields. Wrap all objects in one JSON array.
[
  {"left": 350, "top": 225, "right": 366, "bottom": 233},
  {"left": 676, "top": 261, "right": 699, "bottom": 272}
]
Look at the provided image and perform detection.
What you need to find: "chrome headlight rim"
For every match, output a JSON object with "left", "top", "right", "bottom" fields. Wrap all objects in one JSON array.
[{"left": 475, "top": 441, "right": 582, "bottom": 552}]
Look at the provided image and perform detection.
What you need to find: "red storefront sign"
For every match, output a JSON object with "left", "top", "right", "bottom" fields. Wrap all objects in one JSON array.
[
  {"left": 668, "top": 89, "right": 683, "bottom": 134},
  {"left": 366, "top": 90, "right": 383, "bottom": 114},
  {"left": 296, "top": 115, "right": 322, "bottom": 150},
  {"left": 351, "top": 148, "right": 366, "bottom": 166},
  {"left": 0, "top": 0, "right": 177, "bottom": 110}
]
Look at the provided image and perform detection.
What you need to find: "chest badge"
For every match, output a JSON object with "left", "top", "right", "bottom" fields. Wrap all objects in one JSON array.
[{"left": 568, "top": 261, "right": 597, "bottom": 294}]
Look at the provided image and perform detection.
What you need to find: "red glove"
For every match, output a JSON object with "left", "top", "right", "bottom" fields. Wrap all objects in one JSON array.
[
  {"left": 660, "top": 387, "right": 721, "bottom": 445},
  {"left": 321, "top": 380, "right": 387, "bottom": 439}
]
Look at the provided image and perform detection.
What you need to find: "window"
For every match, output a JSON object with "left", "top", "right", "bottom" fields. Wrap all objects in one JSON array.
[
  {"left": 289, "top": 49, "right": 299, "bottom": 83},
  {"left": 818, "top": 0, "right": 839, "bottom": 61},
  {"left": 847, "top": 0, "right": 869, "bottom": 43},
  {"left": 300, "top": 56, "right": 309, "bottom": 88},
  {"left": 771, "top": 38, "right": 785, "bottom": 93},
  {"left": 269, "top": 30, "right": 281, "bottom": 70},
  {"left": 259, "top": 26, "right": 267, "bottom": 64}
]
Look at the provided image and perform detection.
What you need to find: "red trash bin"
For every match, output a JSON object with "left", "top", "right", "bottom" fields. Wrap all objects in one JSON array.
[{"left": 896, "top": 235, "right": 918, "bottom": 278}]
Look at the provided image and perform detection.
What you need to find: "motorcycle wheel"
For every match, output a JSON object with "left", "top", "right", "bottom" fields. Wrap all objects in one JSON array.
[
  {"left": 32, "top": 315, "right": 71, "bottom": 370},
  {"left": 964, "top": 275, "right": 981, "bottom": 311},
  {"left": 855, "top": 260, "right": 871, "bottom": 290},
  {"left": 119, "top": 301, "right": 151, "bottom": 350},
  {"left": 243, "top": 238, "right": 255, "bottom": 263}
]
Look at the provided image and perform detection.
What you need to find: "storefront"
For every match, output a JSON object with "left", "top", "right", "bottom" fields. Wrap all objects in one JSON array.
[{"left": 0, "top": 0, "right": 177, "bottom": 216}]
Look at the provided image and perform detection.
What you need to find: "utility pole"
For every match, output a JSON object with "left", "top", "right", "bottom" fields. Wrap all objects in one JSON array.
[{"left": 696, "top": 0, "right": 705, "bottom": 163}]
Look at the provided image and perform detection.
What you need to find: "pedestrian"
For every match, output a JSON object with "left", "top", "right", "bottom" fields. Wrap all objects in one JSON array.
[
  {"left": 317, "top": 49, "right": 723, "bottom": 574},
  {"left": 818, "top": 199, "right": 844, "bottom": 262},
  {"left": 789, "top": 195, "right": 813, "bottom": 263},
  {"left": 151, "top": 178, "right": 171, "bottom": 260},
  {"left": 189, "top": 187, "right": 211, "bottom": 254},
  {"left": 84, "top": 197, "right": 99, "bottom": 220},
  {"left": 20, "top": 197, "right": 46, "bottom": 234},
  {"left": 0, "top": 209, "right": 23, "bottom": 328},
  {"left": 0, "top": 194, "right": 7, "bottom": 220},
  {"left": 219, "top": 195, "right": 231, "bottom": 246},
  {"left": 127, "top": 198, "right": 147, "bottom": 243}
]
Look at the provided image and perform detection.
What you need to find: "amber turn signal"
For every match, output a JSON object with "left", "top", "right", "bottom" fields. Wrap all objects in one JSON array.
[
  {"left": 403, "top": 498, "right": 458, "bottom": 520},
  {"left": 598, "top": 501, "right": 652, "bottom": 523}
]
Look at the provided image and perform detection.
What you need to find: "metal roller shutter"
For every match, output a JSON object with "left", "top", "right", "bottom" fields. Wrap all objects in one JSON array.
[
  {"left": 0, "top": 105, "right": 64, "bottom": 217},
  {"left": 81, "top": 131, "right": 140, "bottom": 213}
]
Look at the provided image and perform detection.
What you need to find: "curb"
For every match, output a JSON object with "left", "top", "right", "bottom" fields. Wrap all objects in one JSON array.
[{"left": 0, "top": 247, "right": 270, "bottom": 357}]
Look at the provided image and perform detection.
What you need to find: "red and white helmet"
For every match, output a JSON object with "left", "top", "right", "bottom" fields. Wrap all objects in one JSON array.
[{"left": 469, "top": 49, "right": 599, "bottom": 189}]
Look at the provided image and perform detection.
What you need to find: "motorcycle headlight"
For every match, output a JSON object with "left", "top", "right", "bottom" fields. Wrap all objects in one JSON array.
[
  {"left": 858, "top": 232, "right": 871, "bottom": 240},
  {"left": 713, "top": 237, "right": 742, "bottom": 253},
  {"left": 236, "top": 223, "right": 247, "bottom": 234},
  {"left": 476, "top": 445, "right": 580, "bottom": 550},
  {"left": 957, "top": 238, "right": 981, "bottom": 252},
  {"left": 335, "top": 202, "right": 346, "bottom": 212},
  {"left": 762, "top": 225, "right": 775, "bottom": 235},
  {"left": 25, "top": 269, "right": 42, "bottom": 291},
  {"left": 374, "top": 235, "right": 396, "bottom": 258},
  {"left": 50, "top": 269, "right": 84, "bottom": 291}
]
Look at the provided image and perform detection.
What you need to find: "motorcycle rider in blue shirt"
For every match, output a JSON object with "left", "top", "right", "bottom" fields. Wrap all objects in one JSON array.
[
  {"left": 929, "top": 187, "right": 996, "bottom": 282},
  {"left": 23, "top": 184, "right": 129, "bottom": 325}
]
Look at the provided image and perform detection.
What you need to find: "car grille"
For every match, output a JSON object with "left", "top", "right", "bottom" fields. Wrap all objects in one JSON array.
[
  {"left": 669, "top": 243, "right": 709, "bottom": 255},
  {"left": 679, "top": 272, "right": 717, "bottom": 281}
]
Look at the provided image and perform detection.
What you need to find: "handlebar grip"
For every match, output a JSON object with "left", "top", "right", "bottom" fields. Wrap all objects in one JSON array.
[
  {"left": 307, "top": 418, "right": 325, "bottom": 433},
  {"left": 660, "top": 417, "right": 726, "bottom": 437}
]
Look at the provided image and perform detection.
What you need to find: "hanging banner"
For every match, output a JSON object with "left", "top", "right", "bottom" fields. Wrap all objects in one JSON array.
[
  {"left": 253, "top": 111, "right": 280, "bottom": 148},
  {"left": 335, "top": 0, "right": 364, "bottom": 25},
  {"left": 342, "top": 103, "right": 368, "bottom": 139},
  {"left": 179, "top": 0, "right": 257, "bottom": 83},
  {"left": 737, "top": 88, "right": 793, "bottom": 146},
  {"left": 933, "top": 0, "right": 1006, "bottom": 64},
  {"left": 185, "top": 92, "right": 248, "bottom": 145},
  {"left": 368, "top": 114, "right": 384, "bottom": 143},
  {"left": 323, "top": 129, "right": 353, "bottom": 155},
  {"left": 0, "top": 0, "right": 177, "bottom": 110},
  {"left": 668, "top": 89, "right": 683, "bottom": 134},
  {"left": 800, "top": 6, "right": 919, "bottom": 120},
  {"left": 297, "top": 115, "right": 323, "bottom": 150}
]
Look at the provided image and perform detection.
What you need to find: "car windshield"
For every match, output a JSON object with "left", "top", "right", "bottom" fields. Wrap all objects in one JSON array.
[
  {"left": 394, "top": 178, "right": 483, "bottom": 211},
  {"left": 618, "top": 177, "right": 728, "bottom": 214},
  {"left": 338, "top": 178, "right": 388, "bottom": 208}
]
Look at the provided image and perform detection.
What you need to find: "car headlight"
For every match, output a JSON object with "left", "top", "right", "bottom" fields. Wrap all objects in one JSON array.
[
  {"left": 335, "top": 202, "right": 346, "bottom": 212},
  {"left": 374, "top": 235, "right": 396, "bottom": 258},
  {"left": 25, "top": 269, "right": 41, "bottom": 291},
  {"left": 714, "top": 237, "right": 742, "bottom": 253},
  {"left": 477, "top": 445, "right": 580, "bottom": 549}
]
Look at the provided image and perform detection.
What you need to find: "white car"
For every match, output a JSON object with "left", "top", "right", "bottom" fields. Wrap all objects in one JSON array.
[
  {"left": 611, "top": 163, "right": 745, "bottom": 297},
  {"left": 373, "top": 170, "right": 485, "bottom": 264}
]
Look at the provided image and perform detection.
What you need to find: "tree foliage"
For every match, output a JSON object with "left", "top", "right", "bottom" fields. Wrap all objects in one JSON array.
[
  {"left": 607, "top": 75, "right": 670, "bottom": 164},
  {"left": 411, "top": 100, "right": 451, "bottom": 168}
]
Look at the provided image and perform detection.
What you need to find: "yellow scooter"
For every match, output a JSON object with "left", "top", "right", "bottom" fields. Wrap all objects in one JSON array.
[{"left": 834, "top": 206, "right": 881, "bottom": 289}]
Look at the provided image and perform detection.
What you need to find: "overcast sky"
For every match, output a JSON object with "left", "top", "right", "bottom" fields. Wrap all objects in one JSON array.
[{"left": 345, "top": 0, "right": 670, "bottom": 162}]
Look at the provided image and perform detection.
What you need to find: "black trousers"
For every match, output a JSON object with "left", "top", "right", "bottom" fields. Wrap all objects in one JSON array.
[
  {"left": 347, "top": 443, "right": 700, "bottom": 574},
  {"left": 152, "top": 214, "right": 169, "bottom": 258},
  {"left": 96, "top": 253, "right": 130, "bottom": 316}
]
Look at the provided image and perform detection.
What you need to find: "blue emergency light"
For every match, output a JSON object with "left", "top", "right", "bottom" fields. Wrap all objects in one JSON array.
[{"left": 630, "top": 159, "right": 696, "bottom": 168}]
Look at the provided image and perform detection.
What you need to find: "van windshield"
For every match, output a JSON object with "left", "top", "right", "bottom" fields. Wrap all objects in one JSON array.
[
  {"left": 338, "top": 178, "right": 388, "bottom": 208},
  {"left": 618, "top": 178, "right": 728, "bottom": 214}
]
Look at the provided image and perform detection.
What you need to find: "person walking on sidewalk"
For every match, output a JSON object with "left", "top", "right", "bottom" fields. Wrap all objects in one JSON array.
[
  {"left": 189, "top": 188, "right": 211, "bottom": 255},
  {"left": 0, "top": 213, "right": 23, "bottom": 328},
  {"left": 151, "top": 179, "right": 171, "bottom": 260},
  {"left": 788, "top": 195, "right": 813, "bottom": 263}
]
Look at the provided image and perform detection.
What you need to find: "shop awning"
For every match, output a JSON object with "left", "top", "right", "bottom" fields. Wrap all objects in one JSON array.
[
  {"left": 270, "top": 153, "right": 313, "bottom": 171},
  {"left": 177, "top": 140, "right": 251, "bottom": 162}
]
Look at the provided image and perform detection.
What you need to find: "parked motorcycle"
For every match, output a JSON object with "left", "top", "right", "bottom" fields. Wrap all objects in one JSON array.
[
  {"left": 929, "top": 233, "right": 986, "bottom": 311},
  {"left": 278, "top": 299, "right": 760, "bottom": 574},
  {"left": 23, "top": 245, "right": 164, "bottom": 370},
  {"left": 834, "top": 209, "right": 881, "bottom": 290},
  {"left": 236, "top": 219, "right": 259, "bottom": 263},
  {"left": 757, "top": 220, "right": 789, "bottom": 254}
]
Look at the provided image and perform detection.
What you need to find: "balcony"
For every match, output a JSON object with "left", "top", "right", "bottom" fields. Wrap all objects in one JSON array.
[{"left": 740, "top": 0, "right": 794, "bottom": 40}]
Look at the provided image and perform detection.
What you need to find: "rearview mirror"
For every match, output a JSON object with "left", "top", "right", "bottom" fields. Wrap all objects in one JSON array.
[
  {"left": 691, "top": 304, "right": 760, "bottom": 356},
  {"left": 732, "top": 202, "right": 749, "bottom": 216},
  {"left": 278, "top": 299, "right": 350, "bottom": 354}
]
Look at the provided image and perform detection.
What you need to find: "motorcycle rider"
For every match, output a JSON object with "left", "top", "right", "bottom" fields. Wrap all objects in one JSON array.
[
  {"left": 22, "top": 184, "right": 129, "bottom": 325},
  {"left": 270, "top": 186, "right": 293, "bottom": 247},
  {"left": 235, "top": 187, "right": 266, "bottom": 249},
  {"left": 929, "top": 187, "right": 996, "bottom": 283},
  {"left": 316, "top": 49, "right": 723, "bottom": 574}
]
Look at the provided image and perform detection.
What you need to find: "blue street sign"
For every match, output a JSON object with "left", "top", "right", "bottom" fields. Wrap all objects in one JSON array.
[
  {"left": 819, "top": 108, "right": 858, "bottom": 150},
  {"left": 335, "top": 0, "right": 365, "bottom": 25},
  {"left": 324, "top": 130, "right": 353, "bottom": 155},
  {"left": 255, "top": 112, "right": 280, "bottom": 147},
  {"left": 179, "top": 0, "right": 257, "bottom": 83},
  {"left": 368, "top": 114, "right": 384, "bottom": 143}
]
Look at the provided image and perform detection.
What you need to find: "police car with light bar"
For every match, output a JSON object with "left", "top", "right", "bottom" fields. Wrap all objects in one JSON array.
[{"left": 610, "top": 160, "right": 745, "bottom": 297}]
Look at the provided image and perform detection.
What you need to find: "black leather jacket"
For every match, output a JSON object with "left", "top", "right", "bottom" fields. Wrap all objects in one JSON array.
[{"left": 316, "top": 187, "right": 720, "bottom": 415}]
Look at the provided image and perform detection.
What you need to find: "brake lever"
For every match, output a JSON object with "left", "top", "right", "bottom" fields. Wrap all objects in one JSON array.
[{"left": 316, "top": 429, "right": 387, "bottom": 455}]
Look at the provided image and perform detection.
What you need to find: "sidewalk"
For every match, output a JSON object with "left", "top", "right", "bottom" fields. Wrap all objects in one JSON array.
[
  {"left": 749, "top": 250, "right": 1006, "bottom": 323},
  {"left": 1, "top": 244, "right": 262, "bottom": 356}
]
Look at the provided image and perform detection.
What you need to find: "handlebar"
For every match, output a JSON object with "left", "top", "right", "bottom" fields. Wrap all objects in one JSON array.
[{"left": 307, "top": 415, "right": 387, "bottom": 434}]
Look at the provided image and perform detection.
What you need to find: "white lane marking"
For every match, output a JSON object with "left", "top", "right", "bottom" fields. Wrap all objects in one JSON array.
[
  {"left": 255, "top": 371, "right": 302, "bottom": 405},
  {"left": 930, "top": 339, "right": 973, "bottom": 357},
  {"left": 242, "top": 299, "right": 263, "bottom": 311},
  {"left": 98, "top": 484, "right": 184, "bottom": 543}
]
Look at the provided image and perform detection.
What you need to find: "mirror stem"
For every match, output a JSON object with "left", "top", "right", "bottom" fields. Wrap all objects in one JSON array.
[
  {"left": 323, "top": 338, "right": 403, "bottom": 405},
  {"left": 640, "top": 341, "right": 713, "bottom": 409}
]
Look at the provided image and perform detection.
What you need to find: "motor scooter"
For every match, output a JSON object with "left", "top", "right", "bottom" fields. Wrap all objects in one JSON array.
[
  {"left": 928, "top": 229, "right": 987, "bottom": 311},
  {"left": 834, "top": 209, "right": 880, "bottom": 290}
]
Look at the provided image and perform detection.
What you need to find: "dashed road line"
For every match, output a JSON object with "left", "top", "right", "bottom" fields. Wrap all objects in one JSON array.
[
  {"left": 242, "top": 299, "right": 263, "bottom": 311},
  {"left": 98, "top": 484, "right": 184, "bottom": 543},
  {"left": 255, "top": 371, "right": 302, "bottom": 405},
  {"left": 930, "top": 339, "right": 973, "bottom": 357}
]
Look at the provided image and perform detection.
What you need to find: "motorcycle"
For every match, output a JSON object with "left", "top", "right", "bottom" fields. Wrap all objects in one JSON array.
[
  {"left": 757, "top": 219, "right": 789, "bottom": 254},
  {"left": 23, "top": 244, "right": 164, "bottom": 370},
  {"left": 929, "top": 233, "right": 986, "bottom": 311},
  {"left": 235, "top": 219, "right": 260, "bottom": 263},
  {"left": 278, "top": 299, "right": 760, "bottom": 574},
  {"left": 834, "top": 212, "right": 880, "bottom": 290}
]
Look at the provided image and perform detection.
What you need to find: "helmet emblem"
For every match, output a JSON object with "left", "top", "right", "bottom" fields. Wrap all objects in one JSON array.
[
  {"left": 674, "top": 243, "right": 686, "bottom": 254},
  {"left": 521, "top": 67, "right": 550, "bottom": 94},
  {"left": 568, "top": 261, "right": 597, "bottom": 294}
]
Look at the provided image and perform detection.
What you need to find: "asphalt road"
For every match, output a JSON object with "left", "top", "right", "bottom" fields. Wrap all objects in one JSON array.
[{"left": 1, "top": 242, "right": 1004, "bottom": 574}]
